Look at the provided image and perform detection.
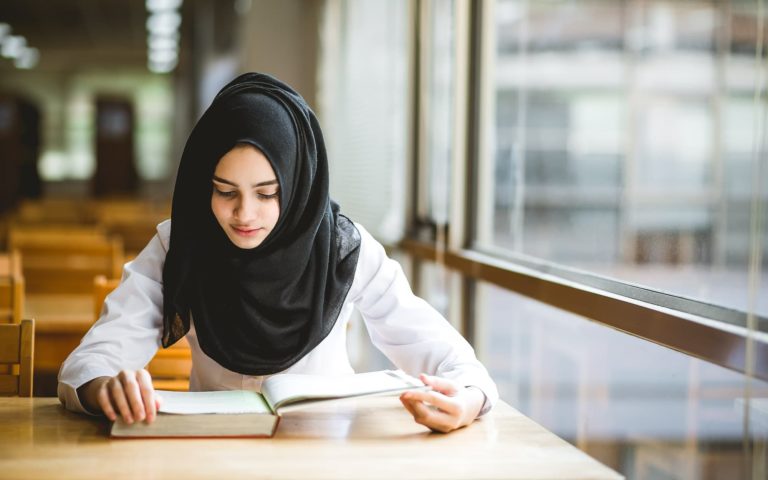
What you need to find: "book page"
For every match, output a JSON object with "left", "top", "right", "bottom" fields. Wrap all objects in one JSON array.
[
  {"left": 157, "top": 390, "right": 273, "bottom": 415},
  {"left": 262, "top": 370, "right": 426, "bottom": 411}
]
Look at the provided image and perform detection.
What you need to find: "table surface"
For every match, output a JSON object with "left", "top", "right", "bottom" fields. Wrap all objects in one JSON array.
[{"left": 0, "top": 397, "right": 622, "bottom": 480}]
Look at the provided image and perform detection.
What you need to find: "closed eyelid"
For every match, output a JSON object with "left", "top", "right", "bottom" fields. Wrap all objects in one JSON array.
[{"left": 212, "top": 176, "right": 278, "bottom": 188}]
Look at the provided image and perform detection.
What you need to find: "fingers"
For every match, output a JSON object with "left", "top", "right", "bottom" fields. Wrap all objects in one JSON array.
[
  {"left": 401, "top": 374, "right": 474, "bottom": 433},
  {"left": 402, "top": 388, "right": 460, "bottom": 417},
  {"left": 97, "top": 370, "right": 156, "bottom": 424},
  {"left": 108, "top": 378, "right": 135, "bottom": 424},
  {"left": 400, "top": 394, "right": 458, "bottom": 433},
  {"left": 419, "top": 374, "right": 459, "bottom": 396},
  {"left": 95, "top": 380, "right": 117, "bottom": 421},
  {"left": 137, "top": 369, "right": 158, "bottom": 423},
  {"left": 121, "top": 370, "right": 148, "bottom": 423}
]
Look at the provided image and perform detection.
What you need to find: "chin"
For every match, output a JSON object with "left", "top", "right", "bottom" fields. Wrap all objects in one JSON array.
[
  {"left": 232, "top": 239, "right": 264, "bottom": 249},
  {"left": 226, "top": 232, "right": 266, "bottom": 249}
]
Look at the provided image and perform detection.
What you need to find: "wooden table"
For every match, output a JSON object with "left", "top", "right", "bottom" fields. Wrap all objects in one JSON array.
[{"left": 0, "top": 397, "right": 621, "bottom": 480}]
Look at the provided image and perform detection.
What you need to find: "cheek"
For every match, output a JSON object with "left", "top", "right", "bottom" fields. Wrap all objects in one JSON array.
[
  {"left": 210, "top": 196, "right": 229, "bottom": 224},
  {"left": 267, "top": 203, "right": 280, "bottom": 228}
]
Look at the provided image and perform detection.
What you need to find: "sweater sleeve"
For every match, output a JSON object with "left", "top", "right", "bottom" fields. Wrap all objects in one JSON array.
[
  {"left": 57, "top": 220, "right": 171, "bottom": 414},
  {"left": 349, "top": 223, "right": 498, "bottom": 415}
]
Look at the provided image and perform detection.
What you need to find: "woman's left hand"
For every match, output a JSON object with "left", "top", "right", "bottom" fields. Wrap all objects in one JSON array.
[{"left": 399, "top": 374, "right": 485, "bottom": 433}]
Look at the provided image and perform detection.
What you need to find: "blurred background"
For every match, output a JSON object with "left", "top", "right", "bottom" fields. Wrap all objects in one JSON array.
[{"left": 1, "top": 1, "right": 767, "bottom": 479}]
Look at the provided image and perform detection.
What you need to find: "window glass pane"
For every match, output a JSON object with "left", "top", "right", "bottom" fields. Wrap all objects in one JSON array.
[
  {"left": 476, "top": 280, "right": 768, "bottom": 478},
  {"left": 424, "top": 0, "right": 455, "bottom": 225},
  {"left": 417, "top": 261, "right": 452, "bottom": 318},
  {"left": 480, "top": 0, "right": 768, "bottom": 317}
]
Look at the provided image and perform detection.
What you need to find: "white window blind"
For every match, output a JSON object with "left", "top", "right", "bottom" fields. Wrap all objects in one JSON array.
[{"left": 317, "top": 0, "right": 411, "bottom": 244}]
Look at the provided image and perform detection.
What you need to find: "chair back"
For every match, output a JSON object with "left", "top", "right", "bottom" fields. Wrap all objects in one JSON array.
[
  {"left": 88, "top": 199, "right": 170, "bottom": 256},
  {"left": 0, "top": 319, "right": 34, "bottom": 396},
  {"left": 10, "top": 225, "right": 124, "bottom": 295},
  {"left": 0, "top": 250, "right": 24, "bottom": 323},
  {"left": 93, "top": 275, "right": 121, "bottom": 320}
]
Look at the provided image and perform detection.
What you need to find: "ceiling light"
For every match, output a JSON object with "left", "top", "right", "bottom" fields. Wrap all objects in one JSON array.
[
  {"left": 146, "top": 0, "right": 181, "bottom": 73},
  {"left": 148, "top": 33, "right": 179, "bottom": 51},
  {"left": 148, "top": 58, "right": 177, "bottom": 74},
  {"left": 146, "top": 0, "right": 183, "bottom": 13},
  {"left": 147, "top": 11, "right": 182, "bottom": 35},
  {"left": 149, "top": 49, "right": 178, "bottom": 64}
]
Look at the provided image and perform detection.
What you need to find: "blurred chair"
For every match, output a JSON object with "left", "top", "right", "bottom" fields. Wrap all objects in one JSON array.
[
  {"left": 13, "top": 198, "right": 92, "bottom": 226},
  {"left": 0, "top": 249, "right": 24, "bottom": 324},
  {"left": 9, "top": 225, "right": 123, "bottom": 295},
  {"left": 88, "top": 198, "right": 170, "bottom": 257},
  {"left": 0, "top": 318, "right": 34, "bottom": 396},
  {"left": 94, "top": 276, "right": 191, "bottom": 391}
]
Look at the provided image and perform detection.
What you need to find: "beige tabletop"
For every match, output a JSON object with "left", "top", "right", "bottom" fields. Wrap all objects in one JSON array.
[{"left": 0, "top": 397, "right": 622, "bottom": 480}]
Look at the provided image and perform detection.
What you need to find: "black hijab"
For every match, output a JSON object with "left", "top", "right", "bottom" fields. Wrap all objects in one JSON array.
[{"left": 162, "top": 72, "right": 361, "bottom": 376}]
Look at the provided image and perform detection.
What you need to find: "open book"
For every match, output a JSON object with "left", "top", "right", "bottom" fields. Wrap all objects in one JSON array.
[{"left": 110, "top": 370, "right": 426, "bottom": 438}]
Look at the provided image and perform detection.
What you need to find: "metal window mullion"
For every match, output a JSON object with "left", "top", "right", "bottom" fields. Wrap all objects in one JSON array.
[
  {"left": 464, "top": 0, "right": 497, "bottom": 346},
  {"left": 446, "top": 0, "right": 472, "bottom": 336},
  {"left": 416, "top": 0, "right": 431, "bottom": 226},
  {"left": 405, "top": 0, "right": 422, "bottom": 243}
]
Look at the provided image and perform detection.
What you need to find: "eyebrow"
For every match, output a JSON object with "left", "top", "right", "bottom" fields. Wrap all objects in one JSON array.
[{"left": 212, "top": 175, "right": 278, "bottom": 188}]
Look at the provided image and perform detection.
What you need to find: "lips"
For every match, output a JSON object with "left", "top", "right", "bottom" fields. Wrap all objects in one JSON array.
[{"left": 232, "top": 226, "right": 262, "bottom": 236}]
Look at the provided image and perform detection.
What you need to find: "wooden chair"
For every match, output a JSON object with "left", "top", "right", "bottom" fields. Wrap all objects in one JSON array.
[
  {"left": 0, "top": 319, "right": 34, "bottom": 396},
  {"left": 94, "top": 276, "right": 191, "bottom": 391},
  {"left": 0, "top": 249, "right": 24, "bottom": 323},
  {"left": 93, "top": 275, "right": 121, "bottom": 320},
  {"left": 9, "top": 225, "right": 124, "bottom": 295},
  {"left": 89, "top": 199, "right": 170, "bottom": 256},
  {"left": 14, "top": 198, "right": 92, "bottom": 225}
]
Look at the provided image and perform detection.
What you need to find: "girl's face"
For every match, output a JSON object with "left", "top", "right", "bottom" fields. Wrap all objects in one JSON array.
[{"left": 211, "top": 144, "right": 280, "bottom": 249}]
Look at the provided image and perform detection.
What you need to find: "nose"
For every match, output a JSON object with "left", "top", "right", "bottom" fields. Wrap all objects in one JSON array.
[{"left": 234, "top": 194, "right": 258, "bottom": 223}]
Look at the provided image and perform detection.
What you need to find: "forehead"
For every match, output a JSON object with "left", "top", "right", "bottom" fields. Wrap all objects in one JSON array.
[{"left": 214, "top": 144, "right": 277, "bottom": 181}]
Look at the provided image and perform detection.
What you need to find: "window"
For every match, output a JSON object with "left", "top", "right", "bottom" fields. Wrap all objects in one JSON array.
[
  {"left": 476, "top": 0, "right": 767, "bottom": 319},
  {"left": 466, "top": 0, "right": 768, "bottom": 476}
]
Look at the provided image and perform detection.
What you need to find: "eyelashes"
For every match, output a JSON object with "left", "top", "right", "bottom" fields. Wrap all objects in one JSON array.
[
  {"left": 213, "top": 188, "right": 279, "bottom": 200},
  {"left": 214, "top": 188, "right": 237, "bottom": 198}
]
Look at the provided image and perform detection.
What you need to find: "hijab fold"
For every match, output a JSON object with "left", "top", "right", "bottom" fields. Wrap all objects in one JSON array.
[{"left": 162, "top": 72, "right": 361, "bottom": 376}]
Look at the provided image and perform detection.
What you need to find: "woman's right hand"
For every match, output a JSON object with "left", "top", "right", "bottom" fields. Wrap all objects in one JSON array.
[{"left": 77, "top": 369, "right": 162, "bottom": 424}]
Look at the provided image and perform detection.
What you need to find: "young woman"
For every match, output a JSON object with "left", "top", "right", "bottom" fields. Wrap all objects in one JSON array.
[{"left": 58, "top": 73, "right": 498, "bottom": 433}]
